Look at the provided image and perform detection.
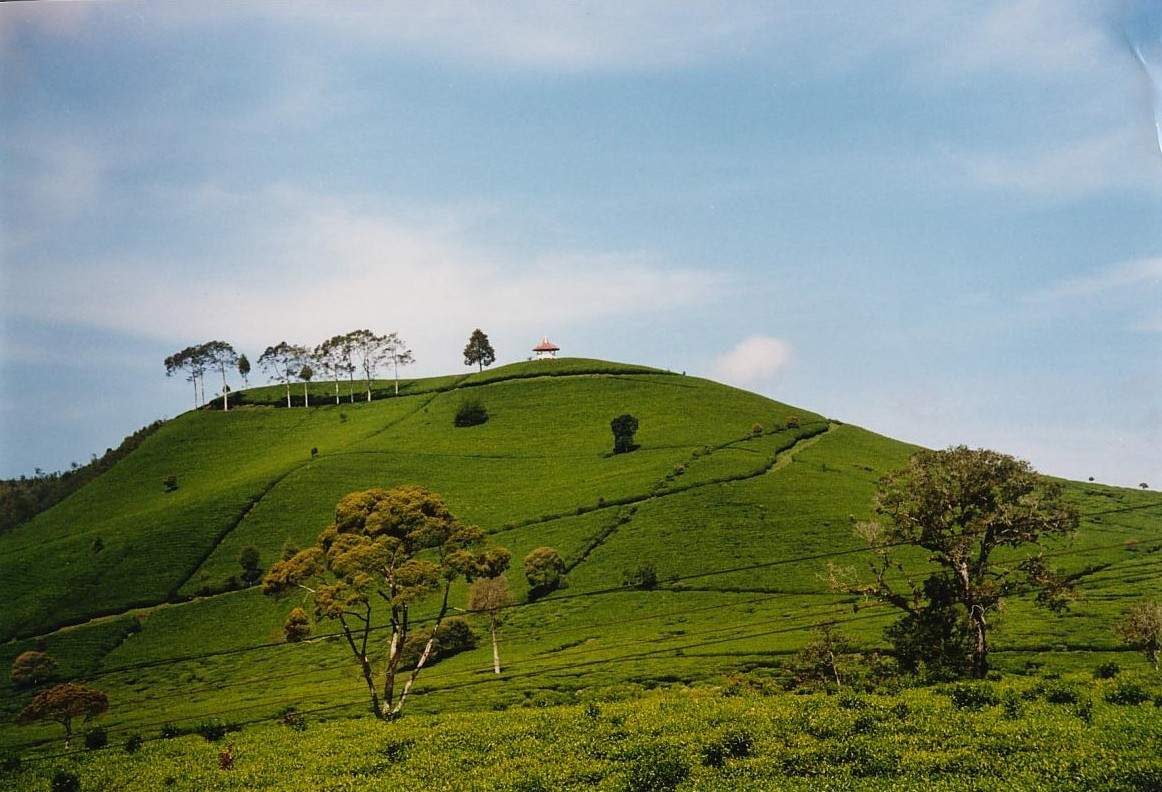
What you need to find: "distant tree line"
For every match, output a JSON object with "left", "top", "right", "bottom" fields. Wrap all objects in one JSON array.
[
  {"left": 163, "top": 330, "right": 416, "bottom": 410},
  {"left": 0, "top": 420, "right": 165, "bottom": 534}
]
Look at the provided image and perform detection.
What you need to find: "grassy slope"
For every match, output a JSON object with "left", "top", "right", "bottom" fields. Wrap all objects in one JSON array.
[{"left": 1, "top": 358, "right": 1159, "bottom": 754}]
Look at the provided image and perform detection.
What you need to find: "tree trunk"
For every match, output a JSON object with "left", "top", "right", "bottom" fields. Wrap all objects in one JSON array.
[
  {"left": 366, "top": 379, "right": 372, "bottom": 402},
  {"left": 478, "top": 361, "right": 483, "bottom": 372},
  {"left": 303, "top": 382, "right": 309, "bottom": 408},
  {"left": 192, "top": 377, "right": 198, "bottom": 409},
  {"left": 391, "top": 586, "right": 451, "bottom": 718},
  {"left": 970, "top": 604, "right": 989, "bottom": 679},
  {"left": 334, "top": 379, "right": 340, "bottom": 405},
  {"left": 490, "top": 615, "right": 501, "bottom": 675},
  {"left": 393, "top": 360, "right": 399, "bottom": 396},
  {"left": 358, "top": 653, "right": 383, "bottom": 719},
  {"left": 828, "top": 649, "right": 841, "bottom": 687},
  {"left": 220, "top": 365, "right": 229, "bottom": 412},
  {"left": 383, "top": 628, "right": 403, "bottom": 710},
  {"left": 349, "top": 373, "right": 355, "bottom": 403},
  {"left": 62, "top": 717, "right": 72, "bottom": 748}
]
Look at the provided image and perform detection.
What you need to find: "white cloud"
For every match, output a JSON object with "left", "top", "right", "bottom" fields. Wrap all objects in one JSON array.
[
  {"left": 954, "top": 127, "right": 1161, "bottom": 200},
  {"left": 1040, "top": 257, "right": 1162, "bottom": 300},
  {"left": 2, "top": 187, "right": 725, "bottom": 368},
  {"left": 712, "top": 336, "right": 793, "bottom": 386}
]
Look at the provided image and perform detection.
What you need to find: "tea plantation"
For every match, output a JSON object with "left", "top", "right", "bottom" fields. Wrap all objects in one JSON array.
[{"left": 0, "top": 358, "right": 1158, "bottom": 786}]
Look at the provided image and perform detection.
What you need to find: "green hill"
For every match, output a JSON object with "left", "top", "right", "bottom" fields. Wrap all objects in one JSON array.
[{"left": 1, "top": 358, "right": 1158, "bottom": 754}]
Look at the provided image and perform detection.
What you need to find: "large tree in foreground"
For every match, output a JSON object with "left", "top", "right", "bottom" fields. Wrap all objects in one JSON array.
[
  {"left": 828, "top": 446, "right": 1078, "bottom": 679},
  {"left": 17, "top": 683, "right": 108, "bottom": 747},
  {"left": 463, "top": 329, "right": 496, "bottom": 372},
  {"left": 263, "top": 486, "right": 509, "bottom": 719}
]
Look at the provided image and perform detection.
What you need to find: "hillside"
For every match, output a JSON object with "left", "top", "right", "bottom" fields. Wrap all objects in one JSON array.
[{"left": 1, "top": 358, "right": 1159, "bottom": 755}]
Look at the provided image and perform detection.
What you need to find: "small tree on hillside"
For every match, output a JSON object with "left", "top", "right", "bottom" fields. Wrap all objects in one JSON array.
[
  {"left": 298, "top": 364, "right": 314, "bottom": 408},
  {"left": 237, "top": 353, "right": 251, "bottom": 386},
  {"left": 314, "top": 335, "right": 352, "bottom": 405},
  {"left": 793, "top": 622, "right": 857, "bottom": 688},
  {"left": 383, "top": 332, "right": 415, "bottom": 396},
  {"left": 17, "top": 683, "right": 108, "bottom": 747},
  {"left": 263, "top": 486, "right": 510, "bottom": 719},
  {"left": 10, "top": 650, "right": 58, "bottom": 688},
  {"left": 468, "top": 575, "right": 514, "bottom": 674},
  {"left": 523, "top": 547, "right": 566, "bottom": 599},
  {"left": 1115, "top": 600, "right": 1162, "bottom": 670},
  {"left": 463, "top": 329, "right": 496, "bottom": 372},
  {"left": 239, "top": 546, "right": 262, "bottom": 584},
  {"left": 201, "top": 340, "right": 240, "bottom": 411},
  {"left": 827, "top": 446, "right": 1079, "bottom": 679},
  {"left": 610, "top": 414, "right": 640, "bottom": 454},
  {"left": 345, "top": 329, "right": 389, "bottom": 402},
  {"left": 258, "top": 342, "right": 308, "bottom": 408}
]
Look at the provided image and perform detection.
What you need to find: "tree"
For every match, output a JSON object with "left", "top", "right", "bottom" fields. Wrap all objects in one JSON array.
[
  {"left": 315, "top": 335, "right": 353, "bottom": 405},
  {"left": 523, "top": 546, "right": 566, "bottom": 599},
  {"left": 1115, "top": 600, "right": 1161, "bottom": 670},
  {"left": 17, "top": 683, "right": 108, "bottom": 747},
  {"left": 239, "top": 546, "right": 262, "bottom": 584},
  {"left": 258, "top": 342, "right": 308, "bottom": 408},
  {"left": 1140, "top": 483, "right": 1150, "bottom": 490},
  {"left": 468, "top": 576, "right": 514, "bottom": 674},
  {"left": 164, "top": 345, "right": 208, "bottom": 409},
  {"left": 793, "top": 622, "right": 858, "bottom": 688},
  {"left": 610, "top": 414, "right": 640, "bottom": 454},
  {"left": 828, "top": 446, "right": 1079, "bottom": 679},
  {"left": 299, "top": 364, "right": 314, "bottom": 408},
  {"left": 200, "top": 341, "right": 239, "bottom": 411},
  {"left": 10, "top": 650, "right": 58, "bottom": 688},
  {"left": 283, "top": 607, "right": 311, "bottom": 643},
  {"left": 262, "top": 486, "right": 509, "bottom": 719},
  {"left": 463, "top": 329, "right": 496, "bottom": 372},
  {"left": 237, "top": 354, "right": 251, "bottom": 386},
  {"left": 345, "top": 329, "right": 388, "bottom": 402},
  {"left": 383, "top": 332, "right": 415, "bottom": 396}
]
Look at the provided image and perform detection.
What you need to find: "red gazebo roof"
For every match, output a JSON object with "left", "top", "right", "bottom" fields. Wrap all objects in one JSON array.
[{"left": 532, "top": 337, "right": 559, "bottom": 352}]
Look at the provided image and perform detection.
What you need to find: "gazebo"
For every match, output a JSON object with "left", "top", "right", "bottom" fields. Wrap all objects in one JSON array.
[{"left": 532, "top": 337, "right": 560, "bottom": 360}]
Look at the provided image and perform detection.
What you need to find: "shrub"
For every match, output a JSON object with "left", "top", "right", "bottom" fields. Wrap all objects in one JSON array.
[
  {"left": 524, "top": 547, "right": 566, "bottom": 598},
  {"left": 51, "top": 770, "right": 80, "bottom": 792},
  {"left": 124, "top": 734, "right": 143, "bottom": 753},
  {"left": 197, "top": 719, "right": 229, "bottom": 742},
  {"left": 1042, "top": 682, "right": 1081, "bottom": 705},
  {"left": 399, "top": 618, "right": 478, "bottom": 669},
  {"left": 454, "top": 399, "right": 489, "bottom": 427},
  {"left": 283, "top": 608, "right": 311, "bottom": 643},
  {"left": 624, "top": 746, "right": 688, "bottom": 791},
  {"left": 10, "top": 650, "right": 58, "bottom": 688},
  {"left": 1093, "top": 661, "right": 1120, "bottom": 679},
  {"left": 785, "top": 415, "right": 801, "bottom": 429},
  {"left": 622, "top": 563, "right": 658, "bottom": 590},
  {"left": 381, "top": 738, "right": 413, "bottom": 763},
  {"left": 239, "top": 546, "right": 262, "bottom": 584},
  {"left": 945, "top": 682, "right": 999, "bottom": 711},
  {"left": 1106, "top": 681, "right": 1151, "bottom": 706},
  {"left": 163, "top": 475, "right": 178, "bottom": 492},
  {"left": 584, "top": 702, "right": 601, "bottom": 719},
  {"left": 160, "top": 723, "right": 181, "bottom": 739},
  {"left": 1002, "top": 690, "right": 1024, "bottom": 719},
  {"left": 610, "top": 414, "right": 640, "bottom": 454},
  {"left": 279, "top": 707, "right": 307, "bottom": 731},
  {"left": 84, "top": 726, "right": 108, "bottom": 749},
  {"left": 750, "top": 422, "right": 764, "bottom": 436}
]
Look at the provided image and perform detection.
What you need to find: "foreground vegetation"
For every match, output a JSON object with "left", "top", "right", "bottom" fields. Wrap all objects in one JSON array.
[{"left": 5, "top": 674, "right": 1161, "bottom": 791}]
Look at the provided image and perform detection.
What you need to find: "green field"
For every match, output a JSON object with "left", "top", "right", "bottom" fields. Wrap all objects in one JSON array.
[{"left": 1, "top": 357, "right": 1159, "bottom": 768}]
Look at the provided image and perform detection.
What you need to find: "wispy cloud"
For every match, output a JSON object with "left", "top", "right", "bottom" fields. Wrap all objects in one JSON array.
[
  {"left": 1040, "top": 257, "right": 1162, "bottom": 299},
  {"left": 2, "top": 186, "right": 726, "bottom": 365}
]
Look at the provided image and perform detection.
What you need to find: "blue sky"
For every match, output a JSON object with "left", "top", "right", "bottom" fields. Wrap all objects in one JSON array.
[{"left": 1, "top": 1, "right": 1160, "bottom": 487}]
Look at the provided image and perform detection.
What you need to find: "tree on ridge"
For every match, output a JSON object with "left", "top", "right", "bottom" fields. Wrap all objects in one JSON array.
[
  {"left": 201, "top": 340, "right": 240, "bottom": 411},
  {"left": 383, "top": 332, "right": 414, "bottom": 396},
  {"left": 463, "top": 329, "right": 496, "bottom": 372},
  {"left": 258, "top": 342, "right": 308, "bottom": 408}
]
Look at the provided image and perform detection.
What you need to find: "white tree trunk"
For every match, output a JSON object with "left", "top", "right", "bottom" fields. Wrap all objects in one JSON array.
[
  {"left": 220, "top": 366, "right": 229, "bottom": 412},
  {"left": 334, "top": 378, "right": 340, "bottom": 405},
  {"left": 490, "top": 618, "right": 501, "bottom": 675},
  {"left": 393, "top": 360, "right": 400, "bottom": 396},
  {"left": 285, "top": 381, "right": 291, "bottom": 408}
]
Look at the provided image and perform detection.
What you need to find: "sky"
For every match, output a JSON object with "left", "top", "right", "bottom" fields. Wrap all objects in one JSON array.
[{"left": 1, "top": 1, "right": 1160, "bottom": 487}]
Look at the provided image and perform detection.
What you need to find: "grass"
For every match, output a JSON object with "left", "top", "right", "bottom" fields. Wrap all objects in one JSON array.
[
  {"left": 4, "top": 676, "right": 1160, "bottom": 790},
  {"left": 0, "top": 357, "right": 1158, "bottom": 760}
]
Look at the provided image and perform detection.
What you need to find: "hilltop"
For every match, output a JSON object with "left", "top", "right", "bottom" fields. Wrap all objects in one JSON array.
[{"left": 1, "top": 358, "right": 1158, "bottom": 754}]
